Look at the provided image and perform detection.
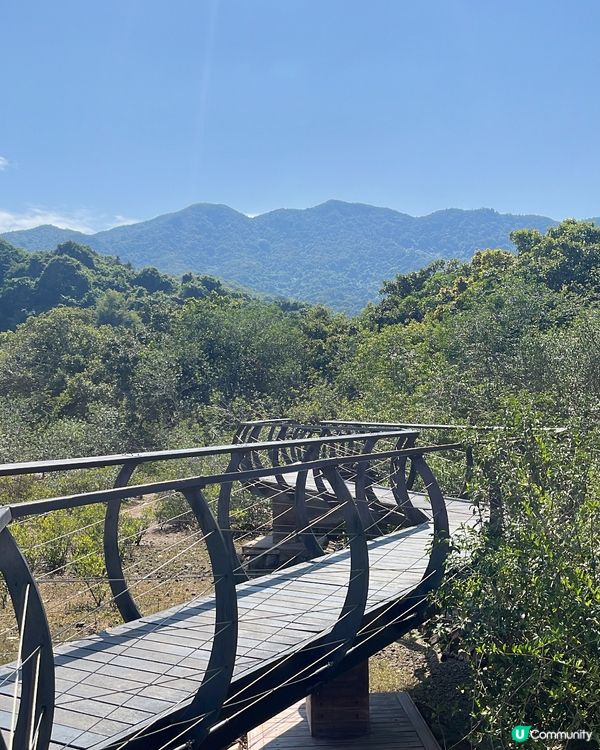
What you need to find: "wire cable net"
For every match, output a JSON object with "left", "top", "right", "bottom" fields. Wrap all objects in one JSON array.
[{"left": 0, "top": 423, "right": 477, "bottom": 750}]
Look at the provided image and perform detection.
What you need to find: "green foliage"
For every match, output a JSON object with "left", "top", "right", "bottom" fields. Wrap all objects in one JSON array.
[
  {"left": 155, "top": 492, "right": 195, "bottom": 529},
  {"left": 3, "top": 467, "right": 148, "bottom": 578},
  {"left": 0, "top": 237, "right": 232, "bottom": 331},
  {"left": 95, "top": 290, "right": 140, "bottom": 327},
  {"left": 1, "top": 202, "right": 557, "bottom": 313},
  {"left": 430, "top": 419, "right": 600, "bottom": 745},
  {"left": 1, "top": 218, "right": 598, "bottom": 455},
  {"left": 0, "top": 264, "right": 346, "bottom": 455},
  {"left": 512, "top": 219, "right": 600, "bottom": 294},
  {"left": 134, "top": 266, "right": 174, "bottom": 293},
  {"left": 343, "top": 220, "right": 600, "bottom": 425}
]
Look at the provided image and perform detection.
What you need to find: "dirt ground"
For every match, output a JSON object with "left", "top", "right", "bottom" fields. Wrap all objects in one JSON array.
[
  {"left": 0, "top": 520, "right": 215, "bottom": 663},
  {"left": 371, "top": 635, "right": 472, "bottom": 749}
]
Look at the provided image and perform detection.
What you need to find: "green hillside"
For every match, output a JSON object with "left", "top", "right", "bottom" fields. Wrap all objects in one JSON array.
[
  {"left": 1, "top": 201, "right": 558, "bottom": 312},
  {"left": 0, "top": 237, "right": 236, "bottom": 330}
]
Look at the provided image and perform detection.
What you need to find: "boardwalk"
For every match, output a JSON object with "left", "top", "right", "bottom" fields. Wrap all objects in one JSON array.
[{"left": 0, "top": 422, "right": 479, "bottom": 750}]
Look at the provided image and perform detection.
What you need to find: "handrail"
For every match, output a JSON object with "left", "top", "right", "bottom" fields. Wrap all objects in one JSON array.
[
  {"left": 4, "top": 443, "right": 460, "bottom": 520},
  {"left": 0, "top": 430, "right": 417, "bottom": 478},
  {"left": 320, "top": 419, "right": 567, "bottom": 433}
]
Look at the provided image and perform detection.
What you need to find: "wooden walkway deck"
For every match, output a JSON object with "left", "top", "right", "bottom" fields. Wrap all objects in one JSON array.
[
  {"left": 248, "top": 693, "right": 441, "bottom": 749},
  {"left": 0, "top": 494, "right": 477, "bottom": 749}
]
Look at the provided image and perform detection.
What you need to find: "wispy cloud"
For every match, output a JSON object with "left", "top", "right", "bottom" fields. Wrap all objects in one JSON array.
[
  {"left": 111, "top": 214, "right": 139, "bottom": 227},
  {"left": 0, "top": 156, "right": 9, "bottom": 171},
  {"left": 0, "top": 209, "right": 95, "bottom": 234},
  {"left": 0, "top": 207, "right": 139, "bottom": 234}
]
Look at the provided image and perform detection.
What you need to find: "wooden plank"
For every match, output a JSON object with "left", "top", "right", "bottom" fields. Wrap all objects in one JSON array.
[
  {"left": 61, "top": 638, "right": 211, "bottom": 665},
  {"left": 397, "top": 693, "right": 442, "bottom": 750},
  {"left": 0, "top": 707, "right": 108, "bottom": 748},
  {"left": 53, "top": 651, "right": 203, "bottom": 682},
  {"left": 0, "top": 692, "right": 135, "bottom": 736},
  {"left": 55, "top": 665, "right": 156, "bottom": 693}
]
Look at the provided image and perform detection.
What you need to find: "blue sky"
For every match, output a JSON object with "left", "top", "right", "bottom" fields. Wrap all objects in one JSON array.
[{"left": 1, "top": 0, "right": 599, "bottom": 232}]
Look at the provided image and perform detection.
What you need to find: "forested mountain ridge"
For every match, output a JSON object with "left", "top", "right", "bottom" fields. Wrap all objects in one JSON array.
[
  {"left": 0, "top": 218, "right": 598, "bottom": 457},
  {"left": 2, "top": 201, "right": 562, "bottom": 312}
]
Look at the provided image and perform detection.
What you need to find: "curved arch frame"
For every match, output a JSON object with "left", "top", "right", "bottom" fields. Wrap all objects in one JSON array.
[
  {"left": 0, "top": 514, "right": 54, "bottom": 750},
  {"left": 270, "top": 423, "right": 290, "bottom": 488},
  {"left": 175, "top": 486, "right": 239, "bottom": 747},
  {"left": 354, "top": 435, "right": 381, "bottom": 534},
  {"left": 103, "top": 461, "right": 141, "bottom": 622},
  {"left": 390, "top": 438, "right": 429, "bottom": 525},
  {"left": 316, "top": 464, "right": 370, "bottom": 668},
  {"left": 217, "top": 450, "right": 249, "bottom": 584},
  {"left": 409, "top": 454, "right": 450, "bottom": 594},
  {"left": 293, "top": 443, "right": 325, "bottom": 560}
]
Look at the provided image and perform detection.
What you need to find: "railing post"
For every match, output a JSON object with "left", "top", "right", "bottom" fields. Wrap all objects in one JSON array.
[
  {"left": 354, "top": 436, "right": 380, "bottom": 534},
  {"left": 294, "top": 443, "right": 326, "bottom": 560},
  {"left": 177, "top": 486, "right": 238, "bottom": 746},
  {"left": 390, "top": 439, "right": 429, "bottom": 525},
  {"left": 460, "top": 444, "right": 474, "bottom": 499},
  {"left": 247, "top": 425, "right": 263, "bottom": 470},
  {"left": 319, "top": 464, "right": 370, "bottom": 654},
  {"left": 267, "top": 423, "right": 287, "bottom": 489},
  {"left": 412, "top": 454, "right": 450, "bottom": 594}
]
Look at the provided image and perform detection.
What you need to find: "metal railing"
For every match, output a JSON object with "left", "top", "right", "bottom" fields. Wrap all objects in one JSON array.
[{"left": 0, "top": 428, "right": 458, "bottom": 750}]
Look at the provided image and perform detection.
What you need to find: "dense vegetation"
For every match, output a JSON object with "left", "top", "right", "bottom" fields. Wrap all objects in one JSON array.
[
  {"left": 2, "top": 200, "right": 562, "bottom": 312},
  {"left": 431, "top": 424, "right": 600, "bottom": 747},
  {"left": 0, "top": 235, "right": 354, "bottom": 456},
  {"left": 0, "top": 218, "right": 598, "bottom": 745},
  {"left": 0, "top": 237, "right": 236, "bottom": 330}
]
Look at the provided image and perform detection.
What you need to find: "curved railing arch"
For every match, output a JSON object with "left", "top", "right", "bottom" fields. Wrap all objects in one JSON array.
[
  {"left": 317, "top": 464, "right": 370, "bottom": 664},
  {"left": 176, "top": 486, "right": 238, "bottom": 745},
  {"left": 0, "top": 512, "right": 54, "bottom": 750},
  {"left": 103, "top": 461, "right": 141, "bottom": 621}
]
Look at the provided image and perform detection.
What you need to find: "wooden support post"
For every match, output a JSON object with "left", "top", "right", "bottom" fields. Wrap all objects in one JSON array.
[{"left": 306, "top": 660, "right": 370, "bottom": 738}]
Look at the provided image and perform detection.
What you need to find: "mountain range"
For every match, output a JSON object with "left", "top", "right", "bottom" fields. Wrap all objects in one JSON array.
[{"left": 0, "top": 201, "right": 573, "bottom": 311}]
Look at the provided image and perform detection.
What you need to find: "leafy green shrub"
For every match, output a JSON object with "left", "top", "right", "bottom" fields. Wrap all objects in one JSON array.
[
  {"left": 155, "top": 492, "right": 195, "bottom": 529},
  {"left": 230, "top": 491, "right": 271, "bottom": 536},
  {"left": 10, "top": 502, "right": 148, "bottom": 609},
  {"left": 430, "top": 419, "right": 600, "bottom": 746}
]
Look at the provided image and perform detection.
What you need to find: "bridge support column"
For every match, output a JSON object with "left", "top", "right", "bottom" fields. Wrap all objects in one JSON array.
[
  {"left": 242, "top": 493, "right": 302, "bottom": 573},
  {"left": 271, "top": 494, "right": 297, "bottom": 544},
  {"left": 306, "top": 660, "right": 370, "bottom": 738}
]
